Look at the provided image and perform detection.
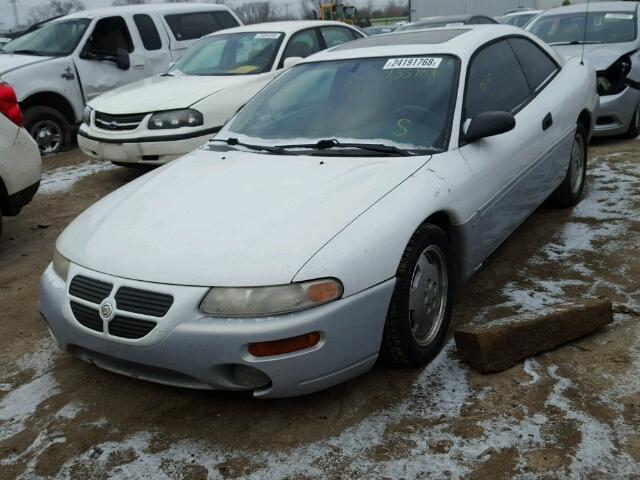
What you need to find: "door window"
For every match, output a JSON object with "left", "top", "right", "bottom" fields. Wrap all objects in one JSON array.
[
  {"left": 134, "top": 14, "right": 162, "bottom": 51},
  {"left": 164, "top": 11, "right": 239, "bottom": 41},
  {"left": 320, "top": 26, "right": 356, "bottom": 47},
  {"left": 508, "top": 37, "right": 559, "bottom": 92},
  {"left": 464, "top": 40, "right": 530, "bottom": 120},
  {"left": 84, "top": 17, "right": 134, "bottom": 56},
  {"left": 281, "top": 29, "right": 322, "bottom": 64}
]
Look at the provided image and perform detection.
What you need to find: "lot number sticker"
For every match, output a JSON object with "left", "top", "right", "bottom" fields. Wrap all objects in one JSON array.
[
  {"left": 604, "top": 13, "right": 634, "bottom": 20},
  {"left": 255, "top": 33, "right": 281, "bottom": 39},
  {"left": 383, "top": 57, "right": 442, "bottom": 70}
]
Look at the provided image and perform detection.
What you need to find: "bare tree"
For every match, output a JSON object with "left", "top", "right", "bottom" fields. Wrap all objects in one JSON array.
[
  {"left": 234, "top": 2, "right": 286, "bottom": 24},
  {"left": 28, "top": 0, "right": 85, "bottom": 24},
  {"left": 300, "top": 0, "right": 318, "bottom": 20},
  {"left": 112, "top": 0, "right": 147, "bottom": 5}
]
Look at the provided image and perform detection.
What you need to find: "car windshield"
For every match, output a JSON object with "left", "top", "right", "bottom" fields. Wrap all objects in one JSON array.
[
  {"left": 2, "top": 18, "right": 90, "bottom": 56},
  {"left": 501, "top": 13, "right": 537, "bottom": 28},
  {"left": 223, "top": 55, "right": 459, "bottom": 153},
  {"left": 171, "top": 32, "right": 284, "bottom": 76},
  {"left": 528, "top": 11, "right": 637, "bottom": 44}
]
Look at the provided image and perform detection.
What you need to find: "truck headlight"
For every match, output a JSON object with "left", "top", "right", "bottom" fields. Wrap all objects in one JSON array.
[
  {"left": 82, "top": 106, "right": 92, "bottom": 126},
  {"left": 200, "top": 279, "right": 343, "bottom": 317},
  {"left": 52, "top": 249, "right": 70, "bottom": 281},
  {"left": 148, "top": 109, "right": 203, "bottom": 129}
]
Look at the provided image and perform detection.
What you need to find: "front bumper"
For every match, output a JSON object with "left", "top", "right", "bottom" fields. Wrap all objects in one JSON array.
[
  {"left": 77, "top": 128, "right": 217, "bottom": 166},
  {"left": 38, "top": 263, "right": 395, "bottom": 398},
  {"left": 594, "top": 86, "right": 639, "bottom": 137}
]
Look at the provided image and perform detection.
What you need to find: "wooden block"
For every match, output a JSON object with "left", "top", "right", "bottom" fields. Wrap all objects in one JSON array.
[{"left": 454, "top": 299, "right": 613, "bottom": 373}]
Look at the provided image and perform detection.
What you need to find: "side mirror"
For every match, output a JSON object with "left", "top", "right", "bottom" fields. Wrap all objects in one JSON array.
[
  {"left": 116, "top": 48, "right": 130, "bottom": 70},
  {"left": 464, "top": 111, "right": 515, "bottom": 143},
  {"left": 283, "top": 56, "right": 303, "bottom": 69}
]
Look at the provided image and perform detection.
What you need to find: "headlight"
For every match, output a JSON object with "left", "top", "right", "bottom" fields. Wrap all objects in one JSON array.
[
  {"left": 52, "top": 249, "right": 70, "bottom": 281},
  {"left": 148, "top": 109, "right": 203, "bottom": 129},
  {"left": 82, "top": 106, "right": 92, "bottom": 126},
  {"left": 200, "top": 278, "right": 343, "bottom": 317}
]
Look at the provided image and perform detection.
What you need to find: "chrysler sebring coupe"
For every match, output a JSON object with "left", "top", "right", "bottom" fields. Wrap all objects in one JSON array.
[
  {"left": 39, "top": 26, "right": 597, "bottom": 398},
  {"left": 78, "top": 21, "right": 363, "bottom": 167}
]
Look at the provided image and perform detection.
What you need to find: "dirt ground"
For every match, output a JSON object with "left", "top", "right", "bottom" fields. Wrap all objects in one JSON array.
[{"left": 0, "top": 139, "right": 638, "bottom": 479}]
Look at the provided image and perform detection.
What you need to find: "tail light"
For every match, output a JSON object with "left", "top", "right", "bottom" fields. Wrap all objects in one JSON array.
[{"left": 0, "top": 82, "right": 23, "bottom": 127}]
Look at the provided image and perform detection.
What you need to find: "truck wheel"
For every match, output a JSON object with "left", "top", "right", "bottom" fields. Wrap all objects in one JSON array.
[
  {"left": 380, "top": 224, "right": 454, "bottom": 366},
  {"left": 23, "top": 106, "right": 70, "bottom": 156}
]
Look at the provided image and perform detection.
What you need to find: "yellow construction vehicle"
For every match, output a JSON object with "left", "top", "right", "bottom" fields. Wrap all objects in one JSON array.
[{"left": 318, "top": 3, "right": 364, "bottom": 26}]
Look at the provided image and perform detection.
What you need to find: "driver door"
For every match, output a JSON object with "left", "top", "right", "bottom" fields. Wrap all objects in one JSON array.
[{"left": 74, "top": 16, "right": 149, "bottom": 101}]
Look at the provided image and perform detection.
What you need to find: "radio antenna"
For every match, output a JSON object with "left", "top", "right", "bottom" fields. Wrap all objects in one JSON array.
[{"left": 581, "top": 0, "right": 591, "bottom": 66}]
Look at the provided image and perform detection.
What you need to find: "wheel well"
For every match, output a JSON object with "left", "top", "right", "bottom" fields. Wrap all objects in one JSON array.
[
  {"left": 424, "top": 211, "right": 451, "bottom": 240},
  {"left": 20, "top": 92, "right": 77, "bottom": 124},
  {"left": 0, "top": 177, "right": 9, "bottom": 214},
  {"left": 578, "top": 109, "right": 591, "bottom": 131}
]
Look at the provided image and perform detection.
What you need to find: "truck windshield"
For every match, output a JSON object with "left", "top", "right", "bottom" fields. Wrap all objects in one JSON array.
[
  {"left": 3, "top": 18, "right": 91, "bottom": 56},
  {"left": 528, "top": 11, "right": 637, "bottom": 44},
  {"left": 171, "top": 32, "right": 284, "bottom": 76},
  {"left": 223, "top": 55, "right": 458, "bottom": 153}
]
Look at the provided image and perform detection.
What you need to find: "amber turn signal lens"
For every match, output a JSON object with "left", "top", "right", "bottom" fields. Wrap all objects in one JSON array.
[
  {"left": 306, "top": 280, "right": 340, "bottom": 303},
  {"left": 248, "top": 332, "right": 321, "bottom": 357}
]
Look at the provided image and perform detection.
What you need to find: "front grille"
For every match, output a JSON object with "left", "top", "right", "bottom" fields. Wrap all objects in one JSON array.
[
  {"left": 115, "top": 287, "right": 173, "bottom": 317},
  {"left": 69, "top": 275, "right": 112, "bottom": 303},
  {"left": 70, "top": 301, "right": 103, "bottom": 332},
  {"left": 108, "top": 316, "right": 157, "bottom": 339},
  {"left": 94, "top": 111, "right": 146, "bottom": 131}
]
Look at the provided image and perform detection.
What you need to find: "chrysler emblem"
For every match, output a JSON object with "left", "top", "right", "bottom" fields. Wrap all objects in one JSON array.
[{"left": 99, "top": 301, "right": 114, "bottom": 320}]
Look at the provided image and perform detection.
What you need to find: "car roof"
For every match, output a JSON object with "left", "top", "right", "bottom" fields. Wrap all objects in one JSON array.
[
  {"left": 307, "top": 25, "right": 561, "bottom": 64},
  {"left": 210, "top": 20, "right": 354, "bottom": 36},
  {"left": 503, "top": 10, "right": 542, "bottom": 17},
  {"left": 58, "top": 3, "right": 231, "bottom": 21},
  {"left": 537, "top": 1, "right": 637, "bottom": 15},
  {"left": 417, "top": 14, "right": 483, "bottom": 24}
]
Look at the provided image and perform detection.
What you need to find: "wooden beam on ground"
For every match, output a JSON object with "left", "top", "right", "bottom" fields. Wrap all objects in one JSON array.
[{"left": 454, "top": 299, "right": 613, "bottom": 373}]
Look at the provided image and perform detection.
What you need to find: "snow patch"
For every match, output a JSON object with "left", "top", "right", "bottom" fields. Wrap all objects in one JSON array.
[{"left": 40, "top": 161, "right": 117, "bottom": 195}]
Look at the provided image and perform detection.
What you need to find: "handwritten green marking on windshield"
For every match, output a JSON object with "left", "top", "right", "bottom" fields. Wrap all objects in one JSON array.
[{"left": 393, "top": 118, "right": 410, "bottom": 137}]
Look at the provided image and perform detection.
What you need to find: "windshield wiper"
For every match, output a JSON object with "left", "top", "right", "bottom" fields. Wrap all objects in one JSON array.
[
  {"left": 548, "top": 40, "right": 602, "bottom": 46},
  {"left": 210, "top": 137, "right": 287, "bottom": 154},
  {"left": 277, "top": 139, "right": 415, "bottom": 156},
  {"left": 9, "top": 49, "right": 47, "bottom": 56}
]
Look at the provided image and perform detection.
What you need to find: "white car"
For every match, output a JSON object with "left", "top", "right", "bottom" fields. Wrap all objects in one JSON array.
[
  {"left": 39, "top": 26, "right": 597, "bottom": 398},
  {"left": 499, "top": 10, "right": 542, "bottom": 28},
  {"left": 78, "top": 21, "right": 364, "bottom": 167},
  {"left": 0, "top": 82, "right": 41, "bottom": 237},
  {"left": 1, "top": 4, "right": 241, "bottom": 155}
]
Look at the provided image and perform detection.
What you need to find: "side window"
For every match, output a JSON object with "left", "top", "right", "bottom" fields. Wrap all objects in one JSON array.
[
  {"left": 282, "top": 30, "right": 321, "bottom": 62},
  {"left": 464, "top": 40, "right": 530, "bottom": 120},
  {"left": 134, "top": 14, "right": 162, "bottom": 51},
  {"left": 164, "top": 11, "right": 239, "bottom": 41},
  {"left": 84, "top": 16, "right": 134, "bottom": 54},
  {"left": 320, "top": 26, "right": 356, "bottom": 48},
  {"left": 508, "top": 37, "right": 559, "bottom": 92}
]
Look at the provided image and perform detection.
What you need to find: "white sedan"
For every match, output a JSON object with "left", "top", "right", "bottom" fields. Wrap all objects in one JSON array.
[
  {"left": 77, "top": 20, "right": 363, "bottom": 167},
  {"left": 0, "top": 82, "right": 41, "bottom": 237},
  {"left": 40, "top": 26, "right": 597, "bottom": 397}
]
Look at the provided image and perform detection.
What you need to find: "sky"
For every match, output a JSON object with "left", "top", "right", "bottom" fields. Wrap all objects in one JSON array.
[{"left": 0, "top": 0, "right": 390, "bottom": 30}]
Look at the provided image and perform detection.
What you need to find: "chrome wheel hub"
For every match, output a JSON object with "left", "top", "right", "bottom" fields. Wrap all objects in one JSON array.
[
  {"left": 570, "top": 133, "right": 585, "bottom": 195},
  {"left": 408, "top": 245, "right": 448, "bottom": 346},
  {"left": 32, "top": 120, "right": 62, "bottom": 155}
]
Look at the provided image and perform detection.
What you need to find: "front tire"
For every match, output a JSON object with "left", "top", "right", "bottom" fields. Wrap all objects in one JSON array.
[
  {"left": 380, "top": 224, "right": 454, "bottom": 367},
  {"left": 23, "top": 106, "right": 70, "bottom": 156},
  {"left": 549, "top": 124, "right": 587, "bottom": 208},
  {"left": 623, "top": 104, "right": 640, "bottom": 139}
]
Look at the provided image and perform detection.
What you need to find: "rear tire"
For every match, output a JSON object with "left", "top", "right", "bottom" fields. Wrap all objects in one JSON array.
[
  {"left": 380, "top": 224, "right": 454, "bottom": 367},
  {"left": 549, "top": 124, "right": 587, "bottom": 208},
  {"left": 623, "top": 105, "right": 640, "bottom": 139},
  {"left": 23, "top": 106, "right": 70, "bottom": 156}
]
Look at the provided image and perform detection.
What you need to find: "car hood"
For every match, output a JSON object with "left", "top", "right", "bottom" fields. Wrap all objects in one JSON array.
[
  {"left": 553, "top": 42, "right": 636, "bottom": 71},
  {"left": 88, "top": 74, "right": 266, "bottom": 114},
  {"left": 0, "top": 53, "right": 52, "bottom": 75},
  {"left": 58, "top": 148, "right": 430, "bottom": 286}
]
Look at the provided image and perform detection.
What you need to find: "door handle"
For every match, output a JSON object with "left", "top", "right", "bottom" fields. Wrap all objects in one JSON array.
[
  {"left": 542, "top": 113, "right": 553, "bottom": 131},
  {"left": 133, "top": 64, "right": 145, "bottom": 70}
]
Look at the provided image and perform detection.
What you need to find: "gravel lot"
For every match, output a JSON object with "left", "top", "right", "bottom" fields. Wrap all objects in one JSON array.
[{"left": 0, "top": 140, "right": 639, "bottom": 479}]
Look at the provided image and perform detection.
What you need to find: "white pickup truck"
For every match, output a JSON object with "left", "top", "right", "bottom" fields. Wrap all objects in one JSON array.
[{"left": 0, "top": 3, "right": 241, "bottom": 155}]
